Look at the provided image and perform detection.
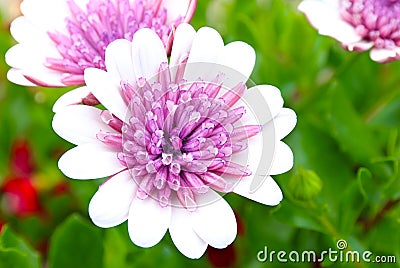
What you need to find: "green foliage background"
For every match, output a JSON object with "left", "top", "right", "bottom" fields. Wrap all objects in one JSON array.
[{"left": 0, "top": 0, "right": 399, "bottom": 267}]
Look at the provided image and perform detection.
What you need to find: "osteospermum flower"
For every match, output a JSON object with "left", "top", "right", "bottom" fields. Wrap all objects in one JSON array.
[
  {"left": 298, "top": 0, "right": 400, "bottom": 62},
  {"left": 5, "top": 0, "right": 196, "bottom": 92},
  {"left": 52, "top": 24, "right": 297, "bottom": 258}
]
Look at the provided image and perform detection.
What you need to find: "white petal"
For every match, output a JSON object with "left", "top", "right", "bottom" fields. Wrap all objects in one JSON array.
[
  {"left": 89, "top": 170, "right": 137, "bottom": 228},
  {"left": 10, "top": 16, "right": 51, "bottom": 45},
  {"left": 5, "top": 44, "right": 38, "bottom": 67},
  {"left": 84, "top": 68, "right": 130, "bottom": 122},
  {"left": 105, "top": 39, "right": 135, "bottom": 84},
  {"left": 229, "top": 132, "right": 263, "bottom": 182},
  {"left": 270, "top": 141, "right": 294, "bottom": 175},
  {"left": 319, "top": 21, "right": 362, "bottom": 44},
  {"left": 71, "top": 0, "right": 90, "bottom": 10},
  {"left": 298, "top": 0, "right": 362, "bottom": 44},
  {"left": 170, "top": 23, "right": 196, "bottom": 68},
  {"left": 187, "top": 27, "right": 224, "bottom": 64},
  {"left": 233, "top": 176, "right": 283, "bottom": 206},
  {"left": 52, "top": 86, "right": 91, "bottom": 113},
  {"left": 52, "top": 105, "right": 115, "bottom": 145},
  {"left": 169, "top": 207, "right": 207, "bottom": 259},
  {"left": 131, "top": 28, "right": 168, "bottom": 81},
  {"left": 370, "top": 48, "right": 400, "bottom": 63},
  {"left": 229, "top": 92, "right": 266, "bottom": 192},
  {"left": 20, "top": 0, "right": 70, "bottom": 32},
  {"left": 230, "top": 85, "right": 291, "bottom": 193},
  {"left": 19, "top": 69, "right": 65, "bottom": 87},
  {"left": 192, "top": 190, "right": 237, "bottom": 249},
  {"left": 229, "top": 127, "right": 266, "bottom": 195},
  {"left": 266, "top": 108, "right": 297, "bottom": 140},
  {"left": 128, "top": 197, "right": 171, "bottom": 248},
  {"left": 6, "top": 69, "right": 35, "bottom": 86},
  {"left": 184, "top": 27, "right": 224, "bottom": 82},
  {"left": 243, "top": 84, "right": 284, "bottom": 125},
  {"left": 5, "top": 44, "right": 64, "bottom": 86},
  {"left": 5, "top": 44, "right": 59, "bottom": 69},
  {"left": 219, "top": 41, "right": 255, "bottom": 82},
  {"left": 233, "top": 134, "right": 294, "bottom": 193},
  {"left": 160, "top": 0, "right": 195, "bottom": 23},
  {"left": 70, "top": 0, "right": 90, "bottom": 11},
  {"left": 58, "top": 143, "right": 125, "bottom": 179},
  {"left": 346, "top": 40, "right": 374, "bottom": 52}
]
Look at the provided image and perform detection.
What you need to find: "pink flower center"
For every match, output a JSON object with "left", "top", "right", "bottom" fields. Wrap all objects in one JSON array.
[
  {"left": 340, "top": 0, "right": 400, "bottom": 49},
  {"left": 97, "top": 64, "right": 260, "bottom": 210},
  {"left": 45, "top": 0, "right": 182, "bottom": 85}
]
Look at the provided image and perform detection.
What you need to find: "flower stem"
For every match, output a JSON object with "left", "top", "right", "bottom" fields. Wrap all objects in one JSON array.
[{"left": 362, "top": 198, "right": 400, "bottom": 233}]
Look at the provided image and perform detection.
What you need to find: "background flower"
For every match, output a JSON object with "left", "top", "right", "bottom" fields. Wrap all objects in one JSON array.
[
  {"left": 1, "top": 139, "right": 41, "bottom": 217},
  {"left": 5, "top": 0, "right": 197, "bottom": 89},
  {"left": 2, "top": 176, "right": 42, "bottom": 217},
  {"left": 298, "top": 0, "right": 400, "bottom": 62},
  {"left": 0, "top": 138, "right": 76, "bottom": 260}
]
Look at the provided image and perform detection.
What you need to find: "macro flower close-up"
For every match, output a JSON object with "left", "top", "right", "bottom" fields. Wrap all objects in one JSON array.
[
  {"left": 2, "top": 0, "right": 400, "bottom": 267},
  {"left": 5, "top": 0, "right": 197, "bottom": 90},
  {"left": 51, "top": 24, "right": 296, "bottom": 258},
  {"left": 298, "top": 0, "right": 400, "bottom": 62}
]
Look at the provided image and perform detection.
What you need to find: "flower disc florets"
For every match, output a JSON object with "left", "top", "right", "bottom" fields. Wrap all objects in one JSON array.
[
  {"left": 340, "top": 0, "right": 400, "bottom": 49},
  {"left": 97, "top": 65, "right": 260, "bottom": 210}
]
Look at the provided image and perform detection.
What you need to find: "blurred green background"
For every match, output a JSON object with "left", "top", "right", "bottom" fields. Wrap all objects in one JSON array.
[{"left": 0, "top": 0, "right": 399, "bottom": 267}]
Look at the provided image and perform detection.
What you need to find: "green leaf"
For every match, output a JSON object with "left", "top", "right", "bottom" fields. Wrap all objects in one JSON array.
[
  {"left": 0, "top": 249, "right": 33, "bottom": 268},
  {"left": 274, "top": 201, "right": 325, "bottom": 233},
  {"left": 48, "top": 214, "right": 103, "bottom": 268},
  {"left": 365, "top": 217, "right": 400, "bottom": 259},
  {"left": 367, "top": 92, "right": 400, "bottom": 127},
  {"left": 327, "top": 86, "right": 381, "bottom": 164},
  {"left": 0, "top": 225, "right": 41, "bottom": 268},
  {"left": 284, "top": 118, "right": 355, "bottom": 212},
  {"left": 337, "top": 181, "right": 366, "bottom": 234},
  {"left": 103, "top": 226, "right": 132, "bottom": 268}
]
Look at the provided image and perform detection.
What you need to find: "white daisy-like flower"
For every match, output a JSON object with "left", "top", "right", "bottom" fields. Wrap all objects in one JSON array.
[
  {"left": 5, "top": 0, "right": 196, "bottom": 91},
  {"left": 52, "top": 24, "right": 297, "bottom": 259},
  {"left": 298, "top": 0, "right": 400, "bottom": 63}
]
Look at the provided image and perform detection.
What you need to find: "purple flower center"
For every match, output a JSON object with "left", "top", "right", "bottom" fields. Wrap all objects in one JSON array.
[
  {"left": 340, "top": 0, "right": 400, "bottom": 49},
  {"left": 45, "top": 0, "right": 182, "bottom": 86},
  {"left": 97, "top": 65, "right": 261, "bottom": 210}
]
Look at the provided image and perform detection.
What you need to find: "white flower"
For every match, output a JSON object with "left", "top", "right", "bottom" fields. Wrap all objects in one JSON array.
[
  {"left": 5, "top": 0, "right": 196, "bottom": 88},
  {"left": 52, "top": 24, "right": 297, "bottom": 259},
  {"left": 298, "top": 0, "right": 400, "bottom": 63}
]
